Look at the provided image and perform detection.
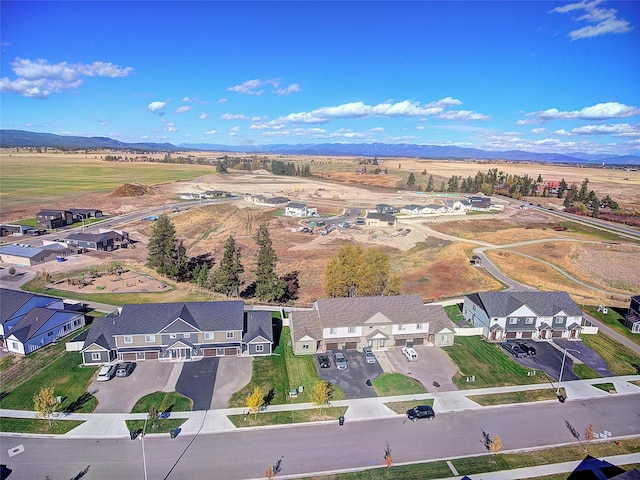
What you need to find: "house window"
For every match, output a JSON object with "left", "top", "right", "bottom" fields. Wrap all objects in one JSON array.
[
  {"left": 525, "top": 317, "right": 534, "bottom": 324},
  {"left": 256, "top": 345, "right": 264, "bottom": 352},
  {"left": 379, "top": 339, "right": 385, "bottom": 347},
  {"left": 145, "top": 335, "right": 155, "bottom": 343},
  {"left": 509, "top": 318, "right": 517, "bottom": 325},
  {"left": 124, "top": 336, "right": 133, "bottom": 344},
  {"left": 554, "top": 317, "right": 564, "bottom": 324},
  {"left": 11, "top": 341, "right": 19, "bottom": 350},
  {"left": 91, "top": 352, "right": 101, "bottom": 361},
  {"left": 348, "top": 327, "right": 356, "bottom": 334},
  {"left": 329, "top": 328, "right": 337, "bottom": 334},
  {"left": 204, "top": 332, "right": 214, "bottom": 340},
  {"left": 226, "top": 331, "right": 234, "bottom": 339},
  {"left": 184, "top": 333, "right": 190, "bottom": 338},
  {"left": 302, "top": 344, "right": 309, "bottom": 350},
  {"left": 416, "top": 323, "right": 423, "bottom": 330},
  {"left": 442, "top": 335, "right": 448, "bottom": 342},
  {"left": 398, "top": 324, "right": 406, "bottom": 331},
  {"left": 170, "top": 333, "right": 177, "bottom": 339}
]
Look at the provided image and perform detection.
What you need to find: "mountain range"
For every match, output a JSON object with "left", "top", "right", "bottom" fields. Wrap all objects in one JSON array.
[{"left": 2, "top": 129, "right": 639, "bottom": 165}]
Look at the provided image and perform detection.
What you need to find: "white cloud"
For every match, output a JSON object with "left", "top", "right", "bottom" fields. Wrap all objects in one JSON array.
[
  {"left": 231, "top": 126, "right": 241, "bottom": 132},
  {"left": 222, "top": 113, "right": 251, "bottom": 121},
  {"left": 163, "top": 122, "right": 178, "bottom": 132},
  {"left": 531, "top": 128, "right": 546, "bottom": 134},
  {"left": 0, "top": 57, "right": 133, "bottom": 99},
  {"left": 369, "top": 127, "right": 385, "bottom": 133},
  {"left": 204, "top": 130, "right": 217, "bottom": 135},
  {"left": 228, "top": 78, "right": 301, "bottom": 96},
  {"left": 217, "top": 98, "right": 228, "bottom": 104},
  {"left": 551, "top": 0, "right": 634, "bottom": 40},
  {"left": 522, "top": 102, "right": 640, "bottom": 123},
  {"left": 198, "top": 113, "right": 208, "bottom": 120},
  {"left": 182, "top": 96, "right": 191, "bottom": 102},
  {"left": 175, "top": 106, "right": 192, "bottom": 113},
  {"left": 437, "top": 110, "right": 490, "bottom": 121},
  {"left": 148, "top": 101, "right": 167, "bottom": 112},
  {"left": 552, "top": 123, "right": 640, "bottom": 137}
]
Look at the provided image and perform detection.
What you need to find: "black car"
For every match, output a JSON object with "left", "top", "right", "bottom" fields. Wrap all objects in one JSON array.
[
  {"left": 318, "top": 354, "right": 331, "bottom": 368},
  {"left": 407, "top": 405, "right": 435, "bottom": 422},
  {"left": 115, "top": 362, "right": 135, "bottom": 377},
  {"left": 516, "top": 342, "right": 536, "bottom": 355},
  {"left": 500, "top": 342, "right": 528, "bottom": 358}
]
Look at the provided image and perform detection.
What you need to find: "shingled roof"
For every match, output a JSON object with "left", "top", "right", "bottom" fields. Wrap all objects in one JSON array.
[{"left": 472, "top": 291, "right": 583, "bottom": 318}]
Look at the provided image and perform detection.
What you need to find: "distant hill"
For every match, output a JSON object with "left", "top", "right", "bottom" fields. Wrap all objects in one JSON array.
[
  {"left": 2, "top": 129, "right": 639, "bottom": 165},
  {"left": 0, "top": 130, "right": 179, "bottom": 152}
]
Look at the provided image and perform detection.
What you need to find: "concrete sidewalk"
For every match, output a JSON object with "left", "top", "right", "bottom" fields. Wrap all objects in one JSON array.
[{"left": 2, "top": 375, "right": 639, "bottom": 439}]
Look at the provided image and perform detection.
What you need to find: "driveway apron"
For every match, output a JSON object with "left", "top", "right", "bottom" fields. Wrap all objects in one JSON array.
[{"left": 175, "top": 357, "right": 219, "bottom": 411}]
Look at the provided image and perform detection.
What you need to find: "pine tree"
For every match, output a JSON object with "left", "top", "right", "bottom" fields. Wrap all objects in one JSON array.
[
  {"left": 211, "top": 236, "right": 244, "bottom": 296},
  {"left": 253, "top": 223, "right": 284, "bottom": 302},
  {"left": 406, "top": 172, "right": 416, "bottom": 189},
  {"left": 147, "top": 214, "right": 181, "bottom": 278},
  {"left": 557, "top": 178, "right": 568, "bottom": 198},
  {"left": 578, "top": 178, "right": 590, "bottom": 202},
  {"left": 426, "top": 175, "right": 434, "bottom": 192}
]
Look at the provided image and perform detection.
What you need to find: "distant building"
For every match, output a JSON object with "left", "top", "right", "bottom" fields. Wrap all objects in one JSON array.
[
  {"left": 0, "top": 244, "right": 70, "bottom": 266},
  {"left": 624, "top": 295, "right": 640, "bottom": 334}
]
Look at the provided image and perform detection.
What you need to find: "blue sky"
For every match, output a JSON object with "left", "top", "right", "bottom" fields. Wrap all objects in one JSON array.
[{"left": 1, "top": 1, "right": 639, "bottom": 155}]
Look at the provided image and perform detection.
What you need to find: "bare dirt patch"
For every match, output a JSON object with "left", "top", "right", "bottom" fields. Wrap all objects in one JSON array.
[{"left": 48, "top": 268, "right": 170, "bottom": 295}]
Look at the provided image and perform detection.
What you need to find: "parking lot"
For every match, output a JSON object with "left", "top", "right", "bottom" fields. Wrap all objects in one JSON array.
[
  {"left": 505, "top": 340, "right": 581, "bottom": 382},
  {"left": 317, "top": 350, "right": 383, "bottom": 399},
  {"left": 385, "top": 346, "right": 458, "bottom": 392}
]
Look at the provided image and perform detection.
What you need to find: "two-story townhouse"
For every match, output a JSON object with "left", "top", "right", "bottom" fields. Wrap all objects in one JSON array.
[
  {"left": 285, "top": 202, "right": 309, "bottom": 217},
  {"left": 63, "top": 230, "right": 128, "bottom": 252},
  {"left": 290, "top": 295, "right": 453, "bottom": 355},
  {"left": 624, "top": 295, "right": 640, "bottom": 333},
  {"left": 81, "top": 301, "right": 272, "bottom": 365},
  {"left": 463, "top": 291, "right": 586, "bottom": 341},
  {"left": 36, "top": 210, "right": 74, "bottom": 230}
]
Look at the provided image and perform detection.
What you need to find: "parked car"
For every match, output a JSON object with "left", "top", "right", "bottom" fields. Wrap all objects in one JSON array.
[
  {"left": 333, "top": 351, "right": 348, "bottom": 370},
  {"left": 318, "top": 354, "right": 331, "bottom": 368},
  {"left": 402, "top": 346, "right": 419, "bottom": 362},
  {"left": 500, "top": 342, "right": 528, "bottom": 358},
  {"left": 406, "top": 405, "right": 435, "bottom": 422},
  {"left": 96, "top": 364, "right": 117, "bottom": 382},
  {"left": 362, "top": 346, "right": 376, "bottom": 364},
  {"left": 516, "top": 342, "right": 536, "bottom": 355},
  {"left": 115, "top": 362, "right": 135, "bottom": 377}
]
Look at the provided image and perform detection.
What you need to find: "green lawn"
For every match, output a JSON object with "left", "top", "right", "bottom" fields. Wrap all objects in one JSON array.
[
  {"left": 592, "top": 383, "right": 617, "bottom": 393},
  {"left": 582, "top": 305, "right": 640, "bottom": 346},
  {"left": 573, "top": 363, "right": 602, "bottom": 379},
  {"left": 228, "top": 406, "right": 347, "bottom": 428},
  {"left": 0, "top": 417, "right": 84, "bottom": 434},
  {"left": 125, "top": 418, "right": 187, "bottom": 434},
  {"left": 373, "top": 373, "right": 427, "bottom": 396},
  {"left": 443, "top": 304, "right": 464, "bottom": 323},
  {"left": 129, "top": 391, "right": 192, "bottom": 414},
  {"left": 442, "top": 337, "right": 547, "bottom": 389},
  {"left": 580, "top": 333, "right": 639, "bottom": 376},
  {"left": 0, "top": 351, "right": 98, "bottom": 413},
  {"left": 468, "top": 388, "right": 566, "bottom": 406}
]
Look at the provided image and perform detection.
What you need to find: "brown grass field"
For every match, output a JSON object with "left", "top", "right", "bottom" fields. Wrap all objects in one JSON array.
[{"left": 1, "top": 150, "right": 639, "bottom": 305}]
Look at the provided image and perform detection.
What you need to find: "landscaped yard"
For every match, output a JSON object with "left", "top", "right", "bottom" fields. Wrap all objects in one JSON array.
[
  {"left": 582, "top": 305, "right": 640, "bottom": 346},
  {"left": 580, "top": 333, "right": 639, "bottom": 376},
  {"left": 443, "top": 336, "right": 547, "bottom": 389},
  {"left": 130, "top": 391, "right": 192, "bottom": 414},
  {"left": 0, "top": 417, "right": 84, "bottom": 435},
  {"left": 0, "top": 350, "right": 98, "bottom": 413},
  {"left": 373, "top": 373, "right": 427, "bottom": 397}
]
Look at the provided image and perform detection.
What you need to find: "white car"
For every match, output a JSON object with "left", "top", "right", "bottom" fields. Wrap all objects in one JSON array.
[
  {"left": 96, "top": 364, "right": 117, "bottom": 382},
  {"left": 402, "top": 347, "right": 418, "bottom": 362}
]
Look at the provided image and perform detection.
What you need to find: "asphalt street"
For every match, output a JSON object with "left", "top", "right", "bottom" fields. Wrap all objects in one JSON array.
[{"left": 2, "top": 394, "right": 639, "bottom": 480}]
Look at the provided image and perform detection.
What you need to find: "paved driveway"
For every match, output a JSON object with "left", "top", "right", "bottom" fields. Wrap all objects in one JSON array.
[
  {"left": 91, "top": 361, "right": 180, "bottom": 413},
  {"left": 175, "top": 357, "right": 219, "bottom": 411},
  {"left": 317, "top": 350, "right": 383, "bottom": 399},
  {"left": 210, "top": 357, "right": 253, "bottom": 409},
  {"left": 511, "top": 341, "right": 580, "bottom": 383},
  {"left": 554, "top": 339, "right": 615, "bottom": 377},
  {"left": 385, "top": 346, "right": 458, "bottom": 392}
]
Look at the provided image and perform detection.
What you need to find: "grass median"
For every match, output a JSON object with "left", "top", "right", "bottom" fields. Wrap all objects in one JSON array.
[
  {"left": 0, "top": 417, "right": 84, "bottom": 435},
  {"left": 228, "top": 406, "right": 348, "bottom": 428}
]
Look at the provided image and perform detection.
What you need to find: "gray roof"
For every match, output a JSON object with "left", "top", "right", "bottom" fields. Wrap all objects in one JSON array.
[
  {"left": 0, "top": 288, "right": 59, "bottom": 323},
  {"left": 471, "top": 291, "right": 583, "bottom": 318},
  {"left": 0, "top": 244, "right": 69, "bottom": 259},
  {"left": 83, "top": 314, "right": 119, "bottom": 350},
  {"left": 65, "top": 231, "right": 119, "bottom": 243},
  {"left": 290, "top": 309, "right": 321, "bottom": 342},
  {"left": 402, "top": 204, "right": 423, "bottom": 210},
  {"left": 424, "top": 304, "right": 455, "bottom": 332},
  {"left": 264, "top": 196, "right": 290, "bottom": 204},
  {"left": 315, "top": 295, "right": 429, "bottom": 328},
  {"left": 243, "top": 310, "right": 273, "bottom": 343},
  {"left": 366, "top": 212, "right": 396, "bottom": 221},
  {"left": 286, "top": 202, "right": 307, "bottom": 209}
]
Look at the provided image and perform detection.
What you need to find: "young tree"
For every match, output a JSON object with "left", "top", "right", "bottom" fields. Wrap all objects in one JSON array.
[
  {"left": 253, "top": 224, "right": 285, "bottom": 302},
  {"left": 247, "top": 386, "right": 265, "bottom": 419},
  {"left": 490, "top": 435, "right": 503, "bottom": 457},
  {"left": 265, "top": 465, "right": 275, "bottom": 480},
  {"left": 8, "top": 266, "right": 16, "bottom": 277},
  {"left": 310, "top": 380, "right": 331, "bottom": 414},
  {"left": 33, "top": 386, "right": 58, "bottom": 427},
  {"left": 584, "top": 424, "right": 595, "bottom": 452},
  {"left": 148, "top": 404, "right": 159, "bottom": 429},
  {"left": 211, "top": 235, "right": 244, "bottom": 296},
  {"left": 383, "top": 442, "right": 393, "bottom": 475}
]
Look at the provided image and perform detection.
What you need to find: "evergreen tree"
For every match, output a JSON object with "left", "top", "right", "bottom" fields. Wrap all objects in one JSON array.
[
  {"left": 557, "top": 178, "right": 568, "bottom": 198},
  {"left": 426, "top": 175, "right": 434, "bottom": 192},
  {"left": 406, "top": 172, "right": 416, "bottom": 189},
  {"left": 578, "top": 178, "right": 590, "bottom": 202},
  {"left": 166, "top": 239, "right": 189, "bottom": 281},
  {"left": 439, "top": 181, "right": 446, "bottom": 192},
  {"left": 253, "top": 223, "right": 285, "bottom": 302},
  {"left": 147, "top": 214, "right": 183, "bottom": 279},
  {"left": 211, "top": 236, "right": 244, "bottom": 296}
]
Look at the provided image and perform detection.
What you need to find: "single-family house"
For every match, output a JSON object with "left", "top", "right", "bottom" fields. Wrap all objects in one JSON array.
[
  {"left": 285, "top": 202, "right": 317, "bottom": 217},
  {"left": 624, "top": 295, "right": 640, "bottom": 334},
  {"left": 425, "top": 204, "right": 448, "bottom": 214},
  {"left": 80, "top": 300, "right": 273, "bottom": 365},
  {"left": 179, "top": 192, "right": 201, "bottom": 200},
  {"left": 466, "top": 195, "right": 492, "bottom": 211},
  {"left": 36, "top": 210, "right": 74, "bottom": 230},
  {"left": 401, "top": 204, "right": 428, "bottom": 214},
  {"left": 63, "top": 230, "right": 129, "bottom": 252},
  {"left": 463, "top": 291, "right": 587, "bottom": 341},
  {"left": 0, "top": 288, "right": 85, "bottom": 355},
  {"left": 376, "top": 204, "right": 398, "bottom": 214},
  {"left": 0, "top": 244, "right": 70, "bottom": 266},
  {"left": 263, "top": 196, "right": 290, "bottom": 206},
  {"left": 445, "top": 199, "right": 466, "bottom": 212},
  {"left": 67, "top": 208, "right": 103, "bottom": 221},
  {"left": 289, "top": 295, "right": 453, "bottom": 354},
  {"left": 365, "top": 212, "right": 397, "bottom": 228}
]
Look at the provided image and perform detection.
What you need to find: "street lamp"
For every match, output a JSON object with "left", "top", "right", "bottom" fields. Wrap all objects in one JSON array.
[
  {"left": 141, "top": 416, "right": 148, "bottom": 480},
  {"left": 557, "top": 347, "right": 580, "bottom": 399}
]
